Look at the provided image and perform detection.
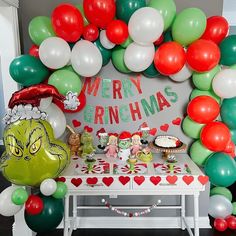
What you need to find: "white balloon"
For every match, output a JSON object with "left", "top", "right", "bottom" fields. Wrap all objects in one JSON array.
[
  {"left": 39, "top": 97, "right": 53, "bottom": 110},
  {"left": 170, "top": 64, "right": 193, "bottom": 82},
  {"left": 128, "top": 7, "right": 164, "bottom": 45},
  {"left": 71, "top": 40, "right": 103, "bottom": 77},
  {"left": 0, "top": 186, "right": 23, "bottom": 217},
  {"left": 99, "top": 30, "right": 115, "bottom": 49},
  {"left": 212, "top": 69, "right": 236, "bottom": 98},
  {"left": 40, "top": 179, "right": 57, "bottom": 196},
  {"left": 43, "top": 103, "right": 66, "bottom": 138},
  {"left": 39, "top": 37, "right": 71, "bottom": 69},
  {"left": 124, "top": 42, "right": 155, "bottom": 72},
  {"left": 208, "top": 195, "right": 233, "bottom": 219}
]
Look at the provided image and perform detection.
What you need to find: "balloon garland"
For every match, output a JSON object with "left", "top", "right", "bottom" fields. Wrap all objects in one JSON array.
[{"left": 0, "top": 0, "right": 236, "bottom": 233}]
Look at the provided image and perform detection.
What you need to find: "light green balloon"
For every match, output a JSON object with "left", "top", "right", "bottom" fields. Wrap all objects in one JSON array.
[
  {"left": 233, "top": 202, "right": 236, "bottom": 215},
  {"left": 52, "top": 182, "right": 68, "bottom": 199},
  {"left": 112, "top": 46, "right": 131, "bottom": 74},
  {"left": 190, "top": 140, "right": 213, "bottom": 166},
  {"left": 190, "top": 89, "right": 221, "bottom": 104},
  {"left": 231, "top": 64, "right": 236, "bottom": 70},
  {"left": 48, "top": 69, "right": 82, "bottom": 96},
  {"left": 121, "top": 36, "right": 133, "bottom": 49},
  {"left": 192, "top": 65, "right": 221, "bottom": 91},
  {"left": 182, "top": 116, "right": 205, "bottom": 139},
  {"left": 172, "top": 8, "right": 206, "bottom": 46},
  {"left": 210, "top": 187, "right": 233, "bottom": 202},
  {"left": 28, "top": 16, "right": 56, "bottom": 46},
  {"left": 149, "top": 0, "right": 176, "bottom": 31},
  {"left": 11, "top": 188, "right": 29, "bottom": 205},
  {"left": 76, "top": 4, "right": 89, "bottom": 26}
]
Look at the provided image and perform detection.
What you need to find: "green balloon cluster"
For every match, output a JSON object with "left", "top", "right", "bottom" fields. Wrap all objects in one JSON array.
[
  {"left": 52, "top": 182, "right": 68, "bottom": 199},
  {"left": 29, "top": 16, "right": 56, "bottom": 45},
  {"left": 116, "top": 0, "right": 146, "bottom": 23},
  {"left": 11, "top": 188, "right": 28, "bottom": 205},
  {"left": 220, "top": 35, "right": 236, "bottom": 66},
  {"left": 172, "top": 8, "right": 206, "bottom": 46},
  {"left": 48, "top": 69, "right": 82, "bottom": 96},
  {"left": 9, "top": 55, "right": 50, "bottom": 87},
  {"left": 94, "top": 39, "right": 112, "bottom": 66},
  {"left": 149, "top": 0, "right": 176, "bottom": 31}
]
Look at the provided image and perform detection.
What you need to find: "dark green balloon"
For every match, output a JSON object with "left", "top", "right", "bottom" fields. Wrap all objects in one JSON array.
[
  {"left": 164, "top": 30, "right": 173, "bottom": 42},
  {"left": 9, "top": 55, "right": 50, "bottom": 87},
  {"left": 230, "top": 129, "right": 236, "bottom": 145},
  {"left": 220, "top": 35, "right": 236, "bottom": 66},
  {"left": 221, "top": 97, "right": 236, "bottom": 129},
  {"left": 116, "top": 0, "right": 146, "bottom": 23},
  {"left": 94, "top": 39, "right": 111, "bottom": 66},
  {"left": 143, "top": 62, "right": 160, "bottom": 78},
  {"left": 24, "top": 195, "right": 64, "bottom": 233},
  {"left": 205, "top": 152, "right": 236, "bottom": 187}
]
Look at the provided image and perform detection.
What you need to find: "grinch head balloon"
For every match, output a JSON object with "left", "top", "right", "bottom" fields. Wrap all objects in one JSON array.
[{"left": 1, "top": 104, "right": 70, "bottom": 187}]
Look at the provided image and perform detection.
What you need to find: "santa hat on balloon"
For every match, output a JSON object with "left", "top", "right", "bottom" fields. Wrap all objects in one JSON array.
[
  {"left": 3, "top": 84, "right": 80, "bottom": 125},
  {"left": 119, "top": 131, "right": 132, "bottom": 141}
]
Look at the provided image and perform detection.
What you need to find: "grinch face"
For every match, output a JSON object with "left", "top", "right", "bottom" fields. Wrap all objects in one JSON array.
[
  {"left": 119, "top": 139, "right": 131, "bottom": 149},
  {"left": 0, "top": 119, "right": 70, "bottom": 187}
]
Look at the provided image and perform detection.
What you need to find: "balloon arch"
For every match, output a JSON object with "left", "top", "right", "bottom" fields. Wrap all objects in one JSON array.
[{"left": 1, "top": 0, "right": 236, "bottom": 233}]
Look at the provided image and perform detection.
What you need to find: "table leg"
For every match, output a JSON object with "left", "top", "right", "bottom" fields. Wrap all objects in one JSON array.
[
  {"left": 64, "top": 195, "right": 70, "bottom": 236},
  {"left": 73, "top": 195, "right": 77, "bottom": 230},
  {"left": 181, "top": 195, "right": 186, "bottom": 230},
  {"left": 193, "top": 193, "right": 200, "bottom": 236}
]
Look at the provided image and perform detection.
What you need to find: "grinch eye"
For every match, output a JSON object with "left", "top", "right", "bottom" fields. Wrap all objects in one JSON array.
[
  {"left": 9, "top": 145, "right": 23, "bottom": 158},
  {"left": 29, "top": 138, "right": 42, "bottom": 154}
]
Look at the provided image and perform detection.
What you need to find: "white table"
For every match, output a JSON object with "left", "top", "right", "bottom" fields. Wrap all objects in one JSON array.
[{"left": 61, "top": 153, "right": 208, "bottom": 236}]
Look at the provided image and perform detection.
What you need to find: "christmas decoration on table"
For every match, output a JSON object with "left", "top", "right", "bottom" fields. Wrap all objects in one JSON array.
[
  {"left": 104, "top": 133, "right": 119, "bottom": 158},
  {"left": 79, "top": 127, "right": 96, "bottom": 158},
  {"left": 130, "top": 132, "right": 142, "bottom": 156},
  {"left": 67, "top": 125, "right": 81, "bottom": 157},
  {"left": 117, "top": 131, "right": 132, "bottom": 162},
  {"left": 101, "top": 198, "right": 161, "bottom": 217},
  {"left": 96, "top": 128, "right": 109, "bottom": 151},
  {"left": 136, "top": 147, "right": 153, "bottom": 163},
  {"left": 139, "top": 122, "right": 151, "bottom": 145}
]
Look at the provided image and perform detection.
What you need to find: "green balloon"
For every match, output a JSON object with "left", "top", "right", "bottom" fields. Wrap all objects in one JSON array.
[
  {"left": 94, "top": 39, "right": 111, "bottom": 66},
  {"left": 164, "top": 30, "right": 173, "bottom": 42},
  {"left": 24, "top": 195, "right": 63, "bottom": 233},
  {"left": 76, "top": 4, "right": 89, "bottom": 26},
  {"left": 11, "top": 188, "right": 28, "bottom": 205},
  {"left": 230, "top": 129, "right": 236, "bottom": 145},
  {"left": 221, "top": 97, "right": 236, "bottom": 129},
  {"left": 192, "top": 65, "right": 221, "bottom": 91},
  {"left": 62, "top": 65, "right": 75, "bottom": 72},
  {"left": 112, "top": 46, "right": 131, "bottom": 73},
  {"left": 143, "top": 62, "right": 160, "bottom": 78},
  {"left": 172, "top": 8, "right": 206, "bottom": 46},
  {"left": 121, "top": 36, "right": 133, "bottom": 49},
  {"left": 28, "top": 16, "right": 55, "bottom": 46},
  {"left": 220, "top": 35, "right": 236, "bottom": 66},
  {"left": 190, "top": 140, "right": 213, "bottom": 167},
  {"left": 149, "top": 0, "right": 176, "bottom": 31},
  {"left": 9, "top": 55, "right": 50, "bottom": 87},
  {"left": 52, "top": 182, "right": 68, "bottom": 199},
  {"left": 210, "top": 187, "right": 233, "bottom": 202},
  {"left": 231, "top": 64, "right": 236, "bottom": 70},
  {"left": 48, "top": 69, "right": 82, "bottom": 96},
  {"left": 116, "top": 0, "right": 146, "bottom": 23},
  {"left": 205, "top": 152, "right": 236, "bottom": 187},
  {"left": 190, "top": 89, "right": 221, "bottom": 104},
  {"left": 182, "top": 116, "right": 205, "bottom": 139},
  {"left": 232, "top": 202, "right": 236, "bottom": 215}
]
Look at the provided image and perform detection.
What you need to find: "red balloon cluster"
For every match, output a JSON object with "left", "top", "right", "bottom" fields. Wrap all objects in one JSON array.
[
  {"left": 52, "top": 3, "right": 84, "bottom": 42},
  {"left": 25, "top": 195, "right": 44, "bottom": 215}
]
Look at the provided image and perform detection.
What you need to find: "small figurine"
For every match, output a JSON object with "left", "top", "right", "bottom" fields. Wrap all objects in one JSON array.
[
  {"left": 80, "top": 127, "right": 96, "bottom": 158},
  {"left": 104, "top": 133, "right": 118, "bottom": 158},
  {"left": 130, "top": 132, "right": 142, "bottom": 156},
  {"left": 139, "top": 122, "right": 151, "bottom": 145},
  {"left": 136, "top": 147, "right": 153, "bottom": 163},
  {"left": 85, "top": 152, "right": 96, "bottom": 172},
  {"left": 96, "top": 128, "right": 109, "bottom": 151},
  {"left": 117, "top": 131, "right": 132, "bottom": 162},
  {"left": 67, "top": 125, "right": 81, "bottom": 156}
]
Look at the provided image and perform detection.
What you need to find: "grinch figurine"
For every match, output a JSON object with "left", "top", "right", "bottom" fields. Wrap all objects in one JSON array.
[
  {"left": 117, "top": 131, "right": 132, "bottom": 162},
  {"left": 80, "top": 127, "right": 96, "bottom": 158}
]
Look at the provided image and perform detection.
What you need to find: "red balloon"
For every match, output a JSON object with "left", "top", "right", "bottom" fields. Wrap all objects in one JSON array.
[
  {"left": 226, "top": 216, "right": 236, "bottom": 230},
  {"left": 52, "top": 3, "right": 84, "bottom": 42},
  {"left": 83, "top": 24, "right": 99, "bottom": 42},
  {"left": 106, "top": 20, "right": 129, "bottom": 45},
  {"left": 201, "top": 16, "right": 229, "bottom": 44},
  {"left": 201, "top": 121, "right": 231, "bottom": 152},
  {"left": 83, "top": 0, "right": 116, "bottom": 29},
  {"left": 54, "top": 91, "right": 86, "bottom": 113},
  {"left": 186, "top": 39, "right": 220, "bottom": 72},
  {"left": 29, "top": 45, "right": 39, "bottom": 58},
  {"left": 154, "top": 42, "right": 186, "bottom": 76},
  {"left": 25, "top": 195, "right": 44, "bottom": 215},
  {"left": 154, "top": 34, "right": 164, "bottom": 46},
  {"left": 187, "top": 96, "right": 220, "bottom": 124},
  {"left": 214, "top": 218, "right": 228, "bottom": 232}
]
